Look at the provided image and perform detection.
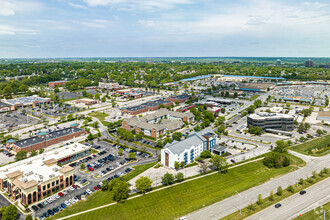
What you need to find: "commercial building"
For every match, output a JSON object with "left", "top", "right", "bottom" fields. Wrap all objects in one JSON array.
[
  {"left": 247, "top": 112, "right": 294, "bottom": 131},
  {"left": 316, "top": 111, "right": 330, "bottom": 122},
  {"left": 166, "top": 94, "right": 190, "bottom": 103},
  {"left": 1, "top": 96, "right": 51, "bottom": 109},
  {"left": 76, "top": 98, "right": 98, "bottom": 105},
  {"left": 305, "top": 59, "right": 314, "bottom": 67},
  {"left": 0, "top": 102, "right": 14, "bottom": 112},
  {"left": 48, "top": 81, "right": 67, "bottom": 88},
  {"left": 6, "top": 124, "right": 87, "bottom": 152},
  {"left": 236, "top": 83, "right": 275, "bottom": 92},
  {"left": 283, "top": 95, "right": 314, "bottom": 104},
  {"left": 161, "top": 129, "right": 217, "bottom": 168},
  {"left": 116, "top": 88, "right": 144, "bottom": 99},
  {"left": 0, "top": 143, "right": 90, "bottom": 206},
  {"left": 177, "top": 104, "right": 196, "bottom": 112},
  {"left": 121, "top": 99, "right": 173, "bottom": 115},
  {"left": 122, "top": 108, "right": 194, "bottom": 138},
  {"left": 98, "top": 82, "right": 121, "bottom": 91}
]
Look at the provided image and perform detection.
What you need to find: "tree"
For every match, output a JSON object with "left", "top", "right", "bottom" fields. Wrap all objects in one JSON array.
[
  {"left": 3, "top": 85, "right": 13, "bottom": 97},
  {"left": 175, "top": 172, "right": 184, "bottom": 182},
  {"left": 269, "top": 190, "right": 275, "bottom": 201},
  {"left": 15, "top": 150, "right": 28, "bottom": 161},
  {"left": 161, "top": 172, "right": 175, "bottom": 185},
  {"left": 263, "top": 152, "right": 290, "bottom": 168},
  {"left": 25, "top": 215, "right": 33, "bottom": 220},
  {"left": 30, "top": 150, "right": 38, "bottom": 157},
  {"left": 254, "top": 99, "right": 262, "bottom": 107},
  {"left": 156, "top": 140, "right": 164, "bottom": 148},
  {"left": 135, "top": 176, "right": 153, "bottom": 193},
  {"left": 246, "top": 105, "right": 256, "bottom": 113},
  {"left": 80, "top": 163, "right": 85, "bottom": 169},
  {"left": 39, "top": 148, "right": 44, "bottom": 154},
  {"left": 118, "top": 148, "right": 123, "bottom": 156},
  {"left": 276, "top": 186, "right": 282, "bottom": 196},
  {"left": 248, "top": 125, "right": 262, "bottom": 135},
  {"left": 18, "top": 84, "right": 29, "bottom": 93},
  {"left": 87, "top": 133, "right": 94, "bottom": 141},
  {"left": 287, "top": 185, "right": 294, "bottom": 193},
  {"left": 209, "top": 155, "right": 228, "bottom": 172},
  {"left": 112, "top": 180, "right": 129, "bottom": 202},
  {"left": 200, "top": 150, "right": 211, "bottom": 158},
  {"left": 217, "top": 124, "right": 226, "bottom": 134},
  {"left": 174, "top": 161, "right": 180, "bottom": 170},
  {"left": 174, "top": 100, "right": 180, "bottom": 106},
  {"left": 256, "top": 194, "right": 263, "bottom": 205},
  {"left": 220, "top": 108, "right": 225, "bottom": 114},
  {"left": 273, "top": 140, "right": 289, "bottom": 153},
  {"left": 199, "top": 163, "right": 208, "bottom": 174},
  {"left": 2, "top": 205, "right": 17, "bottom": 220},
  {"left": 316, "top": 129, "right": 323, "bottom": 136},
  {"left": 101, "top": 179, "right": 109, "bottom": 191},
  {"left": 172, "top": 132, "right": 182, "bottom": 141},
  {"left": 128, "top": 152, "right": 136, "bottom": 160}
]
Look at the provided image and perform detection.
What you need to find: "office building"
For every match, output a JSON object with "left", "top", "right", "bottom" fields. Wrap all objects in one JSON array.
[
  {"left": 247, "top": 112, "right": 294, "bottom": 131},
  {"left": 305, "top": 59, "right": 314, "bottom": 67},
  {"left": 161, "top": 129, "right": 218, "bottom": 168},
  {"left": 0, "top": 143, "right": 90, "bottom": 206}
]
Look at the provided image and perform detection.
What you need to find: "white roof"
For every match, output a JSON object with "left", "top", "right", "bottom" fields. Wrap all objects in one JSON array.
[
  {"left": 248, "top": 112, "right": 294, "bottom": 120},
  {"left": 0, "top": 143, "right": 90, "bottom": 183}
]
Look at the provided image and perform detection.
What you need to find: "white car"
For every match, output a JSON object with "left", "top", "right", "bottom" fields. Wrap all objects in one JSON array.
[
  {"left": 69, "top": 186, "right": 75, "bottom": 191},
  {"left": 86, "top": 189, "right": 92, "bottom": 194},
  {"left": 62, "top": 190, "right": 68, "bottom": 195},
  {"left": 55, "top": 194, "right": 60, "bottom": 199},
  {"left": 98, "top": 171, "right": 104, "bottom": 176},
  {"left": 64, "top": 200, "right": 71, "bottom": 206}
]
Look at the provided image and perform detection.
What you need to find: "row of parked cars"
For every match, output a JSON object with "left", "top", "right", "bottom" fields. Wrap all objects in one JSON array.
[
  {"left": 2, "top": 150, "right": 14, "bottom": 157},
  {"left": 31, "top": 185, "right": 78, "bottom": 219}
]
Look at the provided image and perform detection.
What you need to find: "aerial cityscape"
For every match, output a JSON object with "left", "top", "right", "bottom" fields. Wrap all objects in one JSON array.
[{"left": 0, "top": 1, "right": 329, "bottom": 220}]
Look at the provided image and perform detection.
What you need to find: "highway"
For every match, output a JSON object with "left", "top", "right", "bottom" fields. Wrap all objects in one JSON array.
[
  {"left": 186, "top": 152, "right": 330, "bottom": 220},
  {"left": 246, "top": 177, "right": 330, "bottom": 220}
]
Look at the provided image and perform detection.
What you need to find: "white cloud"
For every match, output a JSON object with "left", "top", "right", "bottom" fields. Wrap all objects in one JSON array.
[
  {"left": 83, "top": 0, "right": 192, "bottom": 11},
  {"left": 0, "top": 24, "right": 36, "bottom": 35},
  {"left": 78, "top": 19, "right": 111, "bottom": 28},
  {"left": 69, "top": 2, "right": 88, "bottom": 9},
  {"left": 0, "top": 0, "right": 43, "bottom": 16}
]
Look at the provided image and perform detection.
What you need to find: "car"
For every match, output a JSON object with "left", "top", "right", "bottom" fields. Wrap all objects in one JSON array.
[
  {"left": 61, "top": 203, "right": 66, "bottom": 209},
  {"left": 43, "top": 212, "right": 50, "bottom": 218},
  {"left": 58, "top": 192, "right": 64, "bottom": 197},
  {"left": 37, "top": 203, "right": 44, "bottom": 209},
  {"left": 57, "top": 206, "right": 63, "bottom": 211},
  {"left": 86, "top": 189, "right": 92, "bottom": 194},
  {"left": 53, "top": 207, "right": 59, "bottom": 213},
  {"left": 31, "top": 205, "right": 38, "bottom": 211},
  {"left": 72, "top": 184, "right": 78, "bottom": 189},
  {"left": 94, "top": 186, "right": 99, "bottom": 190},
  {"left": 39, "top": 216, "right": 45, "bottom": 220},
  {"left": 88, "top": 167, "right": 94, "bottom": 171},
  {"left": 55, "top": 194, "right": 61, "bottom": 199},
  {"left": 47, "top": 209, "right": 54, "bottom": 215},
  {"left": 42, "top": 201, "right": 48, "bottom": 206},
  {"left": 64, "top": 201, "right": 71, "bottom": 206},
  {"left": 230, "top": 159, "right": 236, "bottom": 164},
  {"left": 300, "top": 190, "right": 306, "bottom": 195},
  {"left": 275, "top": 203, "right": 282, "bottom": 208}
]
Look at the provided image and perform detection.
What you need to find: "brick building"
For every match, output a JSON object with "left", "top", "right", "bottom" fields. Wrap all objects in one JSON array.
[
  {"left": 121, "top": 99, "right": 173, "bottom": 115},
  {"left": 166, "top": 94, "right": 190, "bottom": 103},
  {"left": 76, "top": 98, "right": 98, "bottom": 105},
  {"left": 6, "top": 124, "right": 87, "bottom": 153},
  {"left": 48, "top": 81, "right": 67, "bottom": 88},
  {"left": 0, "top": 143, "right": 90, "bottom": 206}
]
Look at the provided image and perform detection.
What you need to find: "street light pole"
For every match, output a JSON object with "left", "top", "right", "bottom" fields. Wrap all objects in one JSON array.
[{"left": 236, "top": 191, "right": 242, "bottom": 215}]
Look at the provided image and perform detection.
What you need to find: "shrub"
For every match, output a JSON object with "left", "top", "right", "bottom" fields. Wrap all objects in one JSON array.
[
  {"left": 276, "top": 186, "right": 282, "bottom": 196},
  {"left": 263, "top": 152, "right": 290, "bottom": 168},
  {"left": 256, "top": 194, "right": 263, "bottom": 205},
  {"left": 269, "top": 190, "right": 275, "bottom": 201},
  {"left": 287, "top": 185, "right": 294, "bottom": 193}
]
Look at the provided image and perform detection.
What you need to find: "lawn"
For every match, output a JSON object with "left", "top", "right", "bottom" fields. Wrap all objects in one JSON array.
[
  {"left": 294, "top": 201, "right": 329, "bottom": 220},
  {"left": 55, "top": 160, "right": 299, "bottom": 220},
  {"left": 51, "top": 161, "right": 157, "bottom": 219},
  {"left": 88, "top": 111, "right": 111, "bottom": 127},
  {"left": 250, "top": 94, "right": 260, "bottom": 100},
  {"left": 290, "top": 134, "right": 330, "bottom": 156}
]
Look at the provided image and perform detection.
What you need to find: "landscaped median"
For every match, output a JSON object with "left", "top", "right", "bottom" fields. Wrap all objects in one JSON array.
[
  {"left": 290, "top": 133, "right": 330, "bottom": 156},
  {"left": 221, "top": 168, "right": 330, "bottom": 220},
  {"left": 293, "top": 201, "right": 330, "bottom": 220},
  {"left": 52, "top": 154, "right": 304, "bottom": 220}
]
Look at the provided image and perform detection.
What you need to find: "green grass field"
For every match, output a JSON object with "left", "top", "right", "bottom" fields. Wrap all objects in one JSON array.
[
  {"left": 294, "top": 202, "right": 330, "bottom": 220},
  {"left": 88, "top": 111, "right": 111, "bottom": 126},
  {"left": 290, "top": 134, "right": 330, "bottom": 156},
  {"left": 50, "top": 161, "right": 157, "bottom": 219},
  {"left": 54, "top": 160, "right": 299, "bottom": 220}
]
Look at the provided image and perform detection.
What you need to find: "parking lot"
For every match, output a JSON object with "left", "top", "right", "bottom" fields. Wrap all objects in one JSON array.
[
  {"left": 0, "top": 112, "right": 41, "bottom": 132},
  {"left": 26, "top": 103, "right": 82, "bottom": 118},
  {"left": 33, "top": 141, "right": 156, "bottom": 219},
  {"left": 0, "top": 150, "right": 15, "bottom": 165}
]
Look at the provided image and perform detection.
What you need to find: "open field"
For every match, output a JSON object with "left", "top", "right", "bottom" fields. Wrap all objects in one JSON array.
[
  {"left": 290, "top": 134, "right": 330, "bottom": 156},
  {"left": 88, "top": 111, "right": 111, "bottom": 127},
  {"left": 54, "top": 159, "right": 301, "bottom": 220}
]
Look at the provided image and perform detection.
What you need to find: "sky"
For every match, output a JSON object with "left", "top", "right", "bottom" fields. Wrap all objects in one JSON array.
[{"left": 0, "top": 0, "right": 330, "bottom": 58}]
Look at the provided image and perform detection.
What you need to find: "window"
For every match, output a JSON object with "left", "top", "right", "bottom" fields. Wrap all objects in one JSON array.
[
  {"left": 56, "top": 180, "right": 59, "bottom": 185},
  {"left": 52, "top": 182, "right": 55, "bottom": 187},
  {"left": 47, "top": 184, "right": 50, "bottom": 189},
  {"left": 43, "top": 185, "right": 46, "bottom": 191}
]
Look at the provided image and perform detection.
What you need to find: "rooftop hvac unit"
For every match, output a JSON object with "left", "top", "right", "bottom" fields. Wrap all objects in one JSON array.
[
  {"left": 49, "top": 174, "right": 55, "bottom": 178},
  {"left": 52, "top": 167, "right": 58, "bottom": 172},
  {"left": 24, "top": 171, "right": 33, "bottom": 176},
  {"left": 55, "top": 151, "right": 58, "bottom": 154},
  {"left": 21, "top": 178, "right": 28, "bottom": 183},
  {"left": 39, "top": 174, "right": 44, "bottom": 179}
]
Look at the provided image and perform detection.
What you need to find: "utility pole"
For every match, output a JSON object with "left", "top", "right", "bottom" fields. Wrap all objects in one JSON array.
[{"left": 236, "top": 191, "right": 242, "bottom": 215}]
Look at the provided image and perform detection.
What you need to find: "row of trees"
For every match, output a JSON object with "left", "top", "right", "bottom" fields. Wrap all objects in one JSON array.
[{"left": 15, "top": 148, "right": 44, "bottom": 161}]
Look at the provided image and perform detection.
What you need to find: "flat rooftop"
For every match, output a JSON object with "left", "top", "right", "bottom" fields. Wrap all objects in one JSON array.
[
  {"left": 318, "top": 111, "right": 330, "bottom": 118},
  {"left": 49, "top": 80, "right": 67, "bottom": 83},
  {"left": 248, "top": 113, "right": 294, "bottom": 120},
  {"left": 14, "top": 127, "right": 84, "bottom": 148},
  {"left": 239, "top": 83, "right": 274, "bottom": 90},
  {"left": 3, "top": 96, "right": 50, "bottom": 105},
  {"left": 0, "top": 143, "right": 90, "bottom": 183},
  {"left": 125, "top": 99, "right": 172, "bottom": 112},
  {"left": 0, "top": 102, "right": 12, "bottom": 107},
  {"left": 168, "top": 94, "right": 190, "bottom": 100}
]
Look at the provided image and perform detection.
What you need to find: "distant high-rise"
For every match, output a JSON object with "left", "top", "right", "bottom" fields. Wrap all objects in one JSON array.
[
  {"left": 305, "top": 59, "right": 314, "bottom": 67},
  {"left": 276, "top": 59, "right": 282, "bottom": 65}
]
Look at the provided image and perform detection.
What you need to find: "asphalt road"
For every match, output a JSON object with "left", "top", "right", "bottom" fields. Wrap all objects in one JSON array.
[
  {"left": 186, "top": 152, "right": 330, "bottom": 220},
  {"left": 246, "top": 177, "right": 330, "bottom": 220}
]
